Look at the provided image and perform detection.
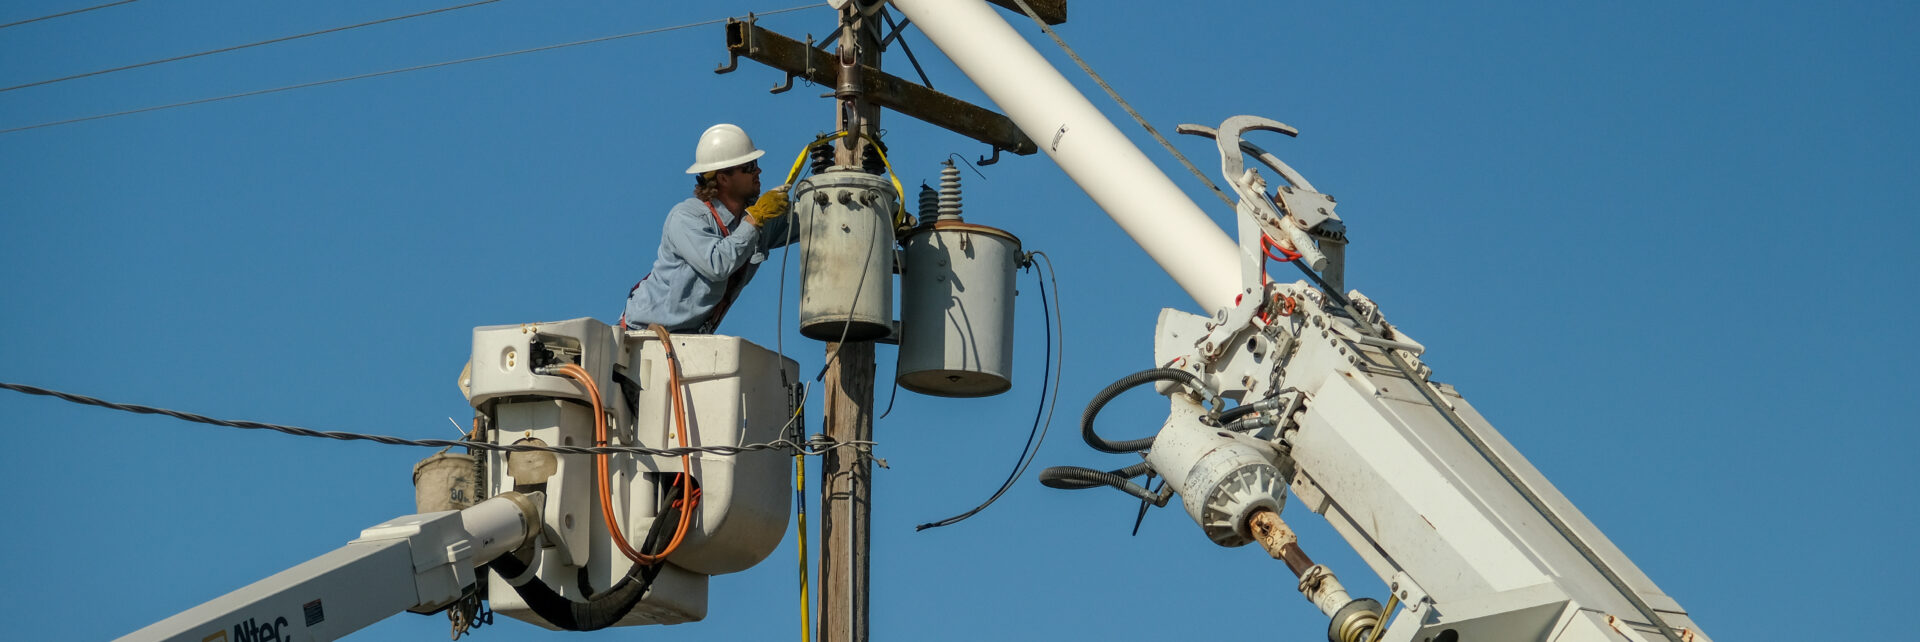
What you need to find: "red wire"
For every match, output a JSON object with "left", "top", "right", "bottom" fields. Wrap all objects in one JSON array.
[
  {"left": 1256, "top": 236, "right": 1302, "bottom": 322},
  {"left": 1262, "top": 234, "right": 1301, "bottom": 262}
]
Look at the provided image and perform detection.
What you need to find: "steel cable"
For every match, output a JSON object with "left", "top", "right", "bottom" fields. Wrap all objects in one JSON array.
[
  {"left": 0, "top": 0, "right": 140, "bottom": 31},
  {"left": 0, "top": 3, "right": 825, "bottom": 135},
  {"left": 0, "top": 380, "right": 872, "bottom": 458},
  {"left": 1005, "top": 0, "right": 1233, "bottom": 209},
  {"left": 1, "top": 0, "right": 508, "bottom": 94}
]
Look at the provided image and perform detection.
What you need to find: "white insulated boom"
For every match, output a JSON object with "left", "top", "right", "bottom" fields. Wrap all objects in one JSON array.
[
  {"left": 892, "top": 3, "right": 1712, "bottom": 641},
  {"left": 890, "top": 0, "right": 1242, "bottom": 313},
  {"left": 120, "top": 493, "right": 542, "bottom": 642}
]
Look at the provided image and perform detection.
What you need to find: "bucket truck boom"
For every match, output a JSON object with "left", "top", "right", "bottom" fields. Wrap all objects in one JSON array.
[
  {"left": 119, "top": 492, "right": 542, "bottom": 642},
  {"left": 888, "top": 1, "right": 1712, "bottom": 640}
]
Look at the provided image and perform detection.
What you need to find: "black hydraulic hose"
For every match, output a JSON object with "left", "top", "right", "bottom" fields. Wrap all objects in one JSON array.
[
  {"left": 1037, "top": 462, "right": 1151, "bottom": 489},
  {"left": 1216, "top": 392, "right": 1291, "bottom": 429},
  {"left": 1216, "top": 396, "right": 1272, "bottom": 425},
  {"left": 1082, "top": 367, "right": 1209, "bottom": 453},
  {"left": 1038, "top": 465, "right": 1169, "bottom": 506},
  {"left": 484, "top": 483, "right": 687, "bottom": 631}
]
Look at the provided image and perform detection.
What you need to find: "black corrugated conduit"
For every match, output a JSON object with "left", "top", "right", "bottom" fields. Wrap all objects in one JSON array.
[
  {"left": 1038, "top": 462, "right": 1170, "bottom": 506},
  {"left": 483, "top": 483, "right": 689, "bottom": 631},
  {"left": 1080, "top": 367, "right": 1211, "bottom": 453}
]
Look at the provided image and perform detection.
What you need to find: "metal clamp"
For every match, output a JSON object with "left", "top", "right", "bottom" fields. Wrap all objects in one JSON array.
[{"left": 1372, "top": 572, "right": 1434, "bottom": 642}]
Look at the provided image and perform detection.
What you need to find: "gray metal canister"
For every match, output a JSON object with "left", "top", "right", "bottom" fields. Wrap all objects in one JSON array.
[
  {"left": 793, "top": 169, "right": 898, "bottom": 341},
  {"left": 897, "top": 221, "right": 1021, "bottom": 397}
]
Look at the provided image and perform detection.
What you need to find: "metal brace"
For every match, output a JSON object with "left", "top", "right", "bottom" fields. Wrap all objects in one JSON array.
[
  {"left": 1376, "top": 571, "right": 1435, "bottom": 642},
  {"left": 770, "top": 34, "right": 816, "bottom": 94},
  {"left": 879, "top": 10, "right": 913, "bottom": 49},
  {"left": 977, "top": 146, "right": 1003, "bottom": 166},
  {"left": 715, "top": 13, "right": 758, "bottom": 74},
  {"left": 1196, "top": 286, "right": 1267, "bottom": 362}
]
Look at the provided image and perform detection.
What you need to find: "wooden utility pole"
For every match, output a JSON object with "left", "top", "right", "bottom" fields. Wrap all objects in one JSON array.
[
  {"left": 714, "top": 4, "right": 1064, "bottom": 640},
  {"left": 819, "top": 3, "right": 882, "bottom": 642}
]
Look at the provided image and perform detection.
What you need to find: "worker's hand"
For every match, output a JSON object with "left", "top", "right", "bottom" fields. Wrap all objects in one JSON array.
[{"left": 747, "top": 185, "right": 791, "bottom": 227}]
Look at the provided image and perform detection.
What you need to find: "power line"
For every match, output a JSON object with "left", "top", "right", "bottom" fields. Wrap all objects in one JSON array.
[
  {"left": 0, "top": 0, "right": 507, "bottom": 94},
  {"left": 0, "top": 4, "right": 824, "bottom": 136},
  {"left": 0, "top": 380, "right": 875, "bottom": 458},
  {"left": 0, "top": 0, "right": 140, "bottom": 31}
]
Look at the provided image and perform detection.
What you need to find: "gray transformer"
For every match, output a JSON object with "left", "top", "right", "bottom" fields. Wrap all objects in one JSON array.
[
  {"left": 897, "top": 220, "right": 1021, "bottom": 397},
  {"left": 793, "top": 169, "right": 898, "bottom": 342}
]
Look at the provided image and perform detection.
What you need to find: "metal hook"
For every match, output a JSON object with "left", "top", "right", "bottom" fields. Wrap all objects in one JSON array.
[
  {"left": 976, "top": 146, "right": 1003, "bottom": 167},
  {"left": 1175, "top": 121, "right": 1313, "bottom": 192},
  {"left": 715, "top": 51, "right": 739, "bottom": 74},
  {"left": 771, "top": 73, "right": 796, "bottom": 94}
]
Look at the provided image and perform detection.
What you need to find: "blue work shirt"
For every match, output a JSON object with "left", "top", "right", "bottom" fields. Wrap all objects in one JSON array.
[{"left": 623, "top": 197, "right": 795, "bottom": 333}]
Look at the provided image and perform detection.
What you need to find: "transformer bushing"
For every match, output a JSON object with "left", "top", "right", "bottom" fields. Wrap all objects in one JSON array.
[{"left": 897, "top": 162, "right": 1021, "bottom": 397}]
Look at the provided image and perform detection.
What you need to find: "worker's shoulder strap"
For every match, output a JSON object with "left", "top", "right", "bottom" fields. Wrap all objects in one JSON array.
[
  {"left": 699, "top": 200, "right": 751, "bottom": 334},
  {"left": 704, "top": 199, "right": 731, "bottom": 231}
]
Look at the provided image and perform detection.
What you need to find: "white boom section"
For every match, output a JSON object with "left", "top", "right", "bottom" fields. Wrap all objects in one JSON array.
[
  {"left": 889, "top": 2, "right": 1710, "bottom": 640},
  {"left": 120, "top": 492, "right": 542, "bottom": 642},
  {"left": 1156, "top": 293, "right": 1715, "bottom": 641},
  {"left": 890, "top": 0, "right": 1241, "bottom": 312}
]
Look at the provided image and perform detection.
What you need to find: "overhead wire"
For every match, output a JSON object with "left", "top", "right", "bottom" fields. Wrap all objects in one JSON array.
[
  {"left": 915, "top": 251, "right": 1064, "bottom": 531},
  {"left": 0, "top": 0, "right": 140, "bottom": 31},
  {"left": 0, "top": 0, "right": 508, "bottom": 94},
  {"left": 0, "top": 380, "right": 873, "bottom": 457},
  {"left": 0, "top": 3, "right": 826, "bottom": 136}
]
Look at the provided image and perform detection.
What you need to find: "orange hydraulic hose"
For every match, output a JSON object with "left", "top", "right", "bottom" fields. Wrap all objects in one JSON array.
[
  {"left": 643, "top": 324, "right": 700, "bottom": 562},
  {"left": 555, "top": 359, "right": 697, "bottom": 566},
  {"left": 554, "top": 363, "right": 644, "bottom": 563},
  {"left": 553, "top": 325, "right": 704, "bottom": 567}
]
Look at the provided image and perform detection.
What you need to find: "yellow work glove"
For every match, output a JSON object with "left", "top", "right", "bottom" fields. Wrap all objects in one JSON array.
[{"left": 746, "top": 186, "right": 790, "bottom": 227}]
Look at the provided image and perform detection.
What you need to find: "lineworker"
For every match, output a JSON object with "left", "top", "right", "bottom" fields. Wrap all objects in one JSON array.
[{"left": 622, "top": 123, "right": 796, "bottom": 333}]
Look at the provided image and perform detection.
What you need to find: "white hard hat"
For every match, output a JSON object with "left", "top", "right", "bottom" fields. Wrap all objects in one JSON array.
[{"left": 685, "top": 123, "right": 766, "bottom": 174}]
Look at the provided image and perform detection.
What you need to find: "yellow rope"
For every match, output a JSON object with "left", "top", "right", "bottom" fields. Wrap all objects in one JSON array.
[
  {"left": 796, "top": 450, "right": 812, "bottom": 642},
  {"left": 781, "top": 130, "right": 912, "bottom": 230}
]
